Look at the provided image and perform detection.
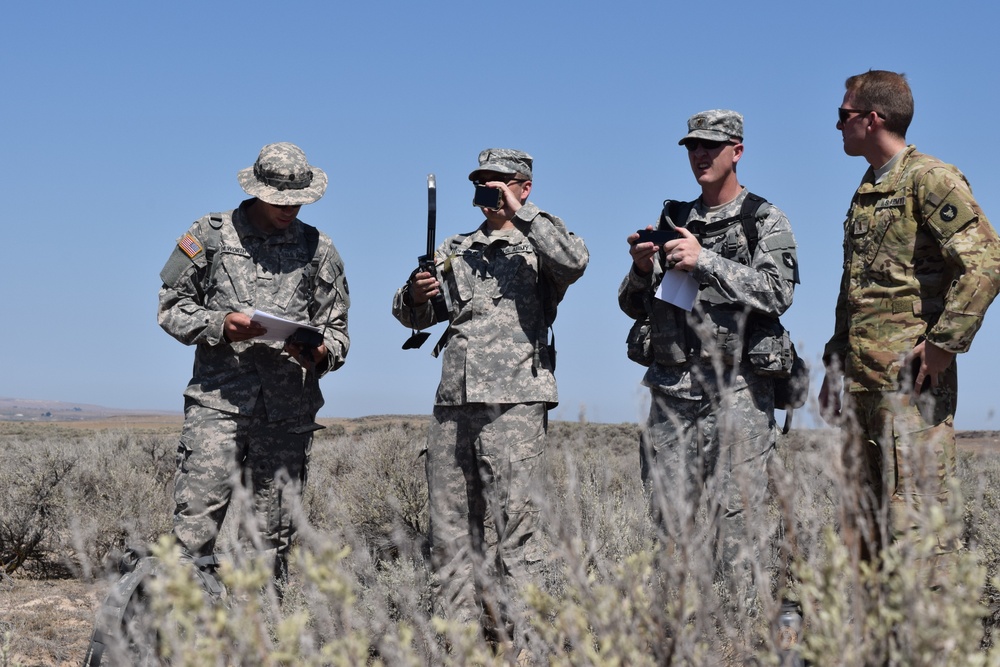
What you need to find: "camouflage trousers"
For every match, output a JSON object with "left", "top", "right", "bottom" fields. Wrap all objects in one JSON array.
[
  {"left": 841, "top": 367, "right": 959, "bottom": 565},
  {"left": 641, "top": 372, "right": 778, "bottom": 612},
  {"left": 173, "top": 399, "right": 314, "bottom": 575},
  {"left": 425, "top": 402, "right": 547, "bottom": 633}
]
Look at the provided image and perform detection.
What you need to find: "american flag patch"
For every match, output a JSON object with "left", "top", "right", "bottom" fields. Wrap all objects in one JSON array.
[{"left": 178, "top": 233, "right": 203, "bottom": 259}]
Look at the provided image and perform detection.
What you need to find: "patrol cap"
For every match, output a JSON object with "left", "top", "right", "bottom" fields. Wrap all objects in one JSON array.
[
  {"left": 468, "top": 148, "right": 533, "bottom": 181},
  {"left": 237, "top": 142, "right": 328, "bottom": 206},
  {"left": 678, "top": 109, "right": 744, "bottom": 145}
]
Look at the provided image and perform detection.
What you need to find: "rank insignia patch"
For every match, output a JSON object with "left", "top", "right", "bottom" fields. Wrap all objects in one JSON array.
[{"left": 179, "top": 233, "right": 203, "bottom": 259}]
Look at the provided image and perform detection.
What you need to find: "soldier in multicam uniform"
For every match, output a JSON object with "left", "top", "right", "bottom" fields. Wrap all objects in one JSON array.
[
  {"left": 619, "top": 110, "right": 799, "bottom": 611},
  {"left": 158, "top": 142, "right": 350, "bottom": 583},
  {"left": 820, "top": 70, "right": 1000, "bottom": 565},
  {"left": 392, "top": 149, "right": 588, "bottom": 641}
]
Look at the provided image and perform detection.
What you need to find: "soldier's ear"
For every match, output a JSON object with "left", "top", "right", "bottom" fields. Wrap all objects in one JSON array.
[
  {"left": 731, "top": 143, "right": 744, "bottom": 165},
  {"left": 520, "top": 180, "right": 532, "bottom": 201}
]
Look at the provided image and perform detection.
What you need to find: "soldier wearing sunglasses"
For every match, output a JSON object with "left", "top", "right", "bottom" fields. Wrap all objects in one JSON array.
[
  {"left": 619, "top": 109, "right": 799, "bottom": 632},
  {"left": 821, "top": 71, "right": 1000, "bottom": 572}
]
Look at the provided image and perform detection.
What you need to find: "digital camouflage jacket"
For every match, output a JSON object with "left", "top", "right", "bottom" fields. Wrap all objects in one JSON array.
[
  {"left": 158, "top": 199, "right": 350, "bottom": 421},
  {"left": 392, "top": 201, "right": 588, "bottom": 407}
]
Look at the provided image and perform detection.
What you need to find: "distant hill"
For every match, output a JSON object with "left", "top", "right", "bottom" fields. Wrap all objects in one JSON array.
[{"left": 0, "top": 397, "right": 179, "bottom": 422}]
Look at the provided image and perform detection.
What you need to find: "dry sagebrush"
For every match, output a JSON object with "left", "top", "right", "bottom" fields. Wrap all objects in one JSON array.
[{"left": 3, "top": 415, "right": 1000, "bottom": 665}]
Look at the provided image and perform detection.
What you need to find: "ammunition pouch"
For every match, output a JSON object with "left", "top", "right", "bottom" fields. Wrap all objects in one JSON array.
[
  {"left": 626, "top": 317, "right": 654, "bottom": 367},
  {"left": 747, "top": 317, "right": 794, "bottom": 377},
  {"left": 746, "top": 316, "right": 809, "bottom": 411},
  {"left": 774, "top": 350, "right": 809, "bottom": 411},
  {"left": 626, "top": 293, "right": 690, "bottom": 368},
  {"left": 693, "top": 308, "right": 745, "bottom": 367}
]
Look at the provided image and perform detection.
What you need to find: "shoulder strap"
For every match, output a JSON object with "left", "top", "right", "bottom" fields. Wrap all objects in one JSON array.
[
  {"left": 302, "top": 224, "right": 321, "bottom": 283},
  {"left": 201, "top": 212, "right": 229, "bottom": 292},
  {"left": 739, "top": 192, "right": 769, "bottom": 258},
  {"left": 659, "top": 199, "right": 694, "bottom": 230}
]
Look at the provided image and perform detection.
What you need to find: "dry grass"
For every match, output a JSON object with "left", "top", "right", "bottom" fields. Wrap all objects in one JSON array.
[{"left": 2, "top": 416, "right": 1000, "bottom": 666}]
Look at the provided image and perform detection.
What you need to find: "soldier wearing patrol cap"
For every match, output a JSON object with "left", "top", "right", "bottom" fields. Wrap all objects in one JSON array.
[
  {"left": 619, "top": 110, "right": 800, "bottom": 626},
  {"left": 158, "top": 142, "right": 350, "bottom": 583},
  {"left": 820, "top": 71, "right": 1000, "bottom": 567},
  {"left": 392, "top": 148, "right": 589, "bottom": 643}
]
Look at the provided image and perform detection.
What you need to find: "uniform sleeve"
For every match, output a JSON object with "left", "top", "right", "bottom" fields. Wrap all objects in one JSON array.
[
  {"left": 313, "top": 242, "right": 351, "bottom": 375},
  {"left": 157, "top": 228, "right": 228, "bottom": 347},
  {"left": 691, "top": 205, "right": 797, "bottom": 317},
  {"left": 390, "top": 239, "right": 449, "bottom": 331},
  {"left": 514, "top": 202, "right": 589, "bottom": 300},
  {"left": 823, "top": 229, "right": 852, "bottom": 368},
  {"left": 618, "top": 261, "right": 659, "bottom": 320},
  {"left": 919, "top": 167, "right": 1000, "bottom": 353}
]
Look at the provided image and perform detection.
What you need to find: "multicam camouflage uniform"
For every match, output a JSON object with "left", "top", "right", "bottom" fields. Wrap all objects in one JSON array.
[
  {"left": 618, "top": 187, "right": 798, "bottom": 598},
  {"left": 392, "top": 156, "right": 588, "bottom": 628},
  {"left": 823, "top": 146, "right": 1000, "bottom": 558},
  {"left": 158, "top": 144, "right": 349, "bottom": 574}
]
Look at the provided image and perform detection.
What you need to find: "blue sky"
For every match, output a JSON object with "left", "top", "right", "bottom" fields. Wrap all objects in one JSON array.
[{"left": 3, "top": 1, "right": 1000, "bottom": 429}]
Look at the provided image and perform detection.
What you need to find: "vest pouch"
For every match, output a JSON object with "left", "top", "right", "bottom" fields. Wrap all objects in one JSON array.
[
  {"left": 694, "top": 308, "right": 743, "bottom": 367},
  {"left": 774, "top": 344, "right": 809, "bottom": 410},
  {"left": 649, "top": 298, "right": 689, "bottom": 366},
  {"left": 626, "top": 316, "right": 654, "bottom": 367},
  {"left": 747, "top": 317, "right": 794, "bottom": 377}
]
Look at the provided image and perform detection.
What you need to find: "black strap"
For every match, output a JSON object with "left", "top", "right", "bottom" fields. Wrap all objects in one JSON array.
[
  {"left": 739, "top": 192, "right": 768, "bottom": 258},
  {"left": 662, "top": 192, "right": 768, "bottom": 257}
]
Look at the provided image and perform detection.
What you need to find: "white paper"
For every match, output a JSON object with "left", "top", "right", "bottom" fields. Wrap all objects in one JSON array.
[
  {"left": 250, "top": 310, "right": 322, "bottom": 342},
  {"left": 654, "top": 270, "right": 699, "bottom": 311}
]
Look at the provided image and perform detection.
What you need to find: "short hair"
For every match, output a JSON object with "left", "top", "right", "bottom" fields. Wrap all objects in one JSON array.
[{"left": 845, "top": 70, "right": 914, "bottom": 139}]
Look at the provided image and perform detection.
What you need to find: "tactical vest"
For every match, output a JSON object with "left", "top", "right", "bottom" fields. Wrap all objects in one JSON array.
[{"left": 646, "top": 192, "right": 770, "bottom": 367}]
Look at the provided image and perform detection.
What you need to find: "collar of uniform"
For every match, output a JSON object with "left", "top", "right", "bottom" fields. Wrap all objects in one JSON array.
[
  {"left": 859, "top": 145, "right": 917, "bottom": 193},
  {"left": 469, "top": 219, "right": 528, "bottom": 247}
]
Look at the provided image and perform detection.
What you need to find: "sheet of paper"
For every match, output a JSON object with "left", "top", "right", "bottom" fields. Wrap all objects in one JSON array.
[
  {"left": 250, "top": 310, "right": 322, "bottom": 343},
  {"left": 654, "top": 270, "right": 699, "bottom": 311}
]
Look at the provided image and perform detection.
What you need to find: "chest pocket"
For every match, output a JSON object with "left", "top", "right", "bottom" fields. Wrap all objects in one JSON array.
[
  {"left": 450, "top": 249, "right": 484, "bottom": 303},
  {"left": 214, "top": 251, "right": 256, "bottom": 306},
  {"left": 851, "top": 199, "right": 903, "bottom": 277},
  {"left": 269, "top": 251, "right": 315, "bottom": 312},
  {"left": 490, "top": 243, "right": 537, "bottom": 300}
]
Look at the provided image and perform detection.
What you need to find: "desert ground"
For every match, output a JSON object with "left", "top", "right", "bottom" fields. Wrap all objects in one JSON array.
[{"left": 2, "top": 410, "right": 998, "bottom": 666}]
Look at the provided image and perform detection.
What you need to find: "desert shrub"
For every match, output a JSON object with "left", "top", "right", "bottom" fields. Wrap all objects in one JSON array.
[
  {"left": 305, "top": 426, "right": 429, "bottom": 562},
  {"left": 0, "top": 430, "right": 174, "bottom": 578},
  {"left": 0, "top": 438, "right": 77, "bottom": 575},
  {"left": 9, "top": 414, "right": 1000, "bottom": 665}
]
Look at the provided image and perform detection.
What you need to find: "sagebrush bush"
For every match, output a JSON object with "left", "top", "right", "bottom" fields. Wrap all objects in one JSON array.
[{"left": 5, "top": 416, "right": 1000, "bottom": 665}]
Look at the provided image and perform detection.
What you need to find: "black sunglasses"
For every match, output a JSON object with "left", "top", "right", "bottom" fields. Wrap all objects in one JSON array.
[
  {"left": 838, "top": 107, "right": 886, "bottom": 123},
  {"left": 682, "top": 138, "right": 734, "bottom": 152}
]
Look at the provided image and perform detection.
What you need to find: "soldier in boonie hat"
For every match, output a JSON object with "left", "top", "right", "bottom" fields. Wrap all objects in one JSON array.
[
  {"left": 237, "top": 142, "right": 328, "bottom": 206},
  {"left": 157, "top": 140, "right": 350, "bottom": 590},
  {"left": 468, "top": 147, "right": 533, "bottom": 181},
  {"left": 677, "top": 109, "right": 744, "bottom": 145}
]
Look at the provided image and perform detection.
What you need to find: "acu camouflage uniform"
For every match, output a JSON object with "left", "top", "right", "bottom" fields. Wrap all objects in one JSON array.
[
  {"left": 618, "top": 187, "right": 798, "bottom": 600},
  {"left": 159, "top": 198, "right": 349, "bottom": 570},
  {"left": 823, "top": 146, "right": 1000, "bottom": 558},
  {"left": 392, "top": 167, "right": 589, "bottom": 628}
]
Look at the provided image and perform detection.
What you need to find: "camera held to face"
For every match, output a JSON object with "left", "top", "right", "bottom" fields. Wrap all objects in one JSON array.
[{"left": 472, "top": 184, "right": 503, "bottom": 211}]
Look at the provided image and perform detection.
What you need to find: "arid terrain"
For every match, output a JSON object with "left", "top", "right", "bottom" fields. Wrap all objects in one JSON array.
[
  {"left": 1, "top": 409, "right": 431, "bottom": 667},
  {"left": 1, "top": 404, "right": 998, "bottom": 666}
]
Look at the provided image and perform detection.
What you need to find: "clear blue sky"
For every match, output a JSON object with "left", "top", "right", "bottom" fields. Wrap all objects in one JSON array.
[{"left": 3, "top": 1, "right": 1000, "bottom": 429}]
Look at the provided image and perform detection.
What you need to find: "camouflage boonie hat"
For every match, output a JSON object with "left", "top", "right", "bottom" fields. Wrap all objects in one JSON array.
[
  {"left": 237, "top": 142, "right": 328, "bottom": 206},
  {"left": 678, "top": 109, "right": 744, "bottom": 145},
  {"left": 468, "top": 148, "right": 533, "bottom": 181}
]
